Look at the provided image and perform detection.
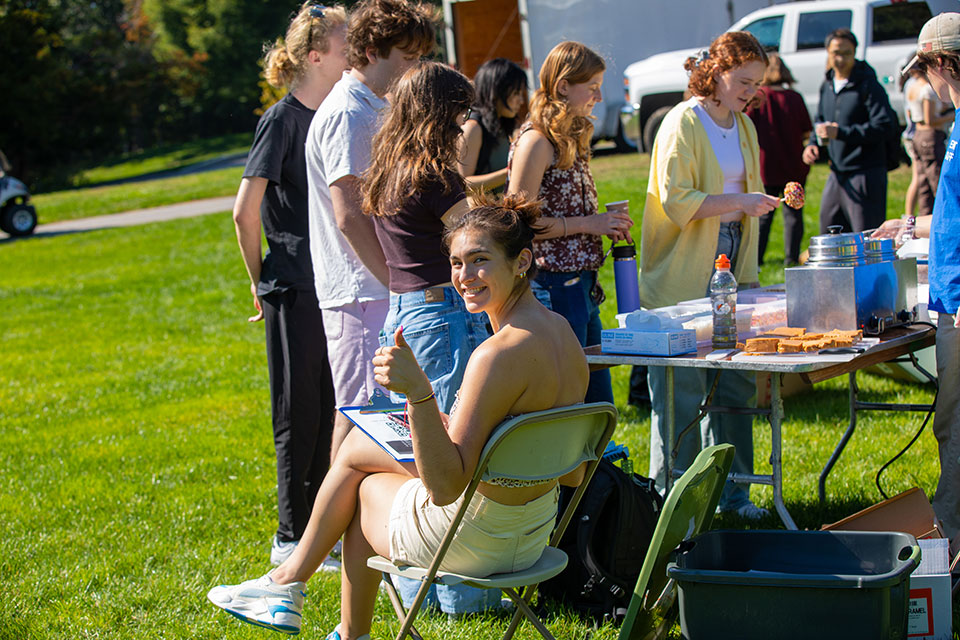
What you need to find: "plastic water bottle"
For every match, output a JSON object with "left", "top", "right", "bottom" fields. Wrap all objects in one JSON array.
[
  {"left": 899, "top": 214, "right": 916, "bottom": 245},
  {"left": 612, "top": 243, "right": 641, "bottom": 313},
  {"left": 710, "top": 254, "right": 738, "bottom": 349}
]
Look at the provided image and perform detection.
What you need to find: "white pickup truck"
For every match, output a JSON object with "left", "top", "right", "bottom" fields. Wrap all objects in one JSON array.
[{"left": 621, "top": 0, "right": 939, "bottom": 152}]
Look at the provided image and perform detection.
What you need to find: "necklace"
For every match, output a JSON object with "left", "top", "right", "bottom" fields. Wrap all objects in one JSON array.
[{"left": 697, "top": 98, "right": 735, "bottom": 138}]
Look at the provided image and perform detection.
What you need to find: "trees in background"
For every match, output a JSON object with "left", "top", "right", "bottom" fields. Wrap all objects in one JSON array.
[{"left": 0, "top": 0, "right": 294, "bottom": 189}]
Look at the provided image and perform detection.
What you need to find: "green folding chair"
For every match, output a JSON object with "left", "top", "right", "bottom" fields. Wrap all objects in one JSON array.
[
  {"left": 618, "top": 443, "right": 735, "bottom": 640},
  {"left": 367, "top": 402, "right": 618, "bottom": 640}
]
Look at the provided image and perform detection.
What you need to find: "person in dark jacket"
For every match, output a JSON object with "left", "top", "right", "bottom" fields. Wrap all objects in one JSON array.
[{"left": 802, "top": 28, "right": 895, "bottom": 233}]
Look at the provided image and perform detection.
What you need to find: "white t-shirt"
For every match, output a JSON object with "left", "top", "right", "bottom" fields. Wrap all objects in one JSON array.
[
  {"left": 306, "top": 71, "right": 390, "bottom": 308},
  {"left": 692, "top": 99, "right": 746, "bottom": 195},
  {"left": 833, "top": 76, "right": 849, "bottom": 94},
  {"left": 907, "top": 78, "right": 950, "bottom": 132}
]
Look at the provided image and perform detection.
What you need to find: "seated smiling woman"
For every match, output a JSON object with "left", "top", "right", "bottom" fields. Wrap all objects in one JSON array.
[{"left": 207, "top": 193, "right": 590, "bottom": 640}]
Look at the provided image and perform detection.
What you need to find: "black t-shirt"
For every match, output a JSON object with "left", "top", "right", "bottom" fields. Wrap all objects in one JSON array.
[
  {"left": 372, "top": 171, "right": 466, "bottom": 293},
  {"left": 244, "top": 93, "right": 316, "bottom": 295}
]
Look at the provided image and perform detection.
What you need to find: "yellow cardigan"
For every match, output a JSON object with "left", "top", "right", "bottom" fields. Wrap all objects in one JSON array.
[{"left": 639, "top": 101, "right": 763, "bottom": 310}]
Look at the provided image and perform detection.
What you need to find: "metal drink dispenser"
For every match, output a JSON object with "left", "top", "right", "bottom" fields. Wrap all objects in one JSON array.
[{"left": 785, "top": 227, "right": 917, "bottom": 334}]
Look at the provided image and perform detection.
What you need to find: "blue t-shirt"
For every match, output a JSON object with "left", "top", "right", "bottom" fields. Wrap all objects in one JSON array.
[{"left": 930, "top": 110, "right": 960, "bottom": 315}]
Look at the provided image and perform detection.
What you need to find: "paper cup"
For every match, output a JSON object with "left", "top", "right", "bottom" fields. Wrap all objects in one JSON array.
[{"left": 606, "top": 200, "right": 629, "bottom": 214}]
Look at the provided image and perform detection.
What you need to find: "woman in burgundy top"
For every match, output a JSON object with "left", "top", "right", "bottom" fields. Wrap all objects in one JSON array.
[
  {"left": 747, "top": 53, "right": 812, "bottom": 266},
  {"left": 362, "top": 62, "right": 488, "bottom": 414},
  {"left": 507, "top": 41, "right": 633, "bottom": 404}
]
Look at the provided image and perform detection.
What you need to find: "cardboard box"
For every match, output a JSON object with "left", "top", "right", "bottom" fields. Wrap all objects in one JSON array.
[
  {"left": 908, "top": 538, "right": 952, "bottom": 640},
  {"left": 755, "top": 372, "right": 813, "bottom": 407},
  {"left": 821, "top": 487, "right": 944, "bottom": 540},
  {"left": 823, "top": 489, "right": 952, "bottom": 640},
  {"left": 600, "top": 328, "right": 697, "bottom": 356}
]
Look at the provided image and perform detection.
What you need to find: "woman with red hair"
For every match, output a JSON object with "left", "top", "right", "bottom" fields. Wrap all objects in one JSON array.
[{"left": 640, "top": 31, "right": 778, "bottom": 520}]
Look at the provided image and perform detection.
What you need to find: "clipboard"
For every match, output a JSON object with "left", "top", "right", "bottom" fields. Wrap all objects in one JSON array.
[{"left": 339, "top": 389, "right": 414, "bottom": 461}]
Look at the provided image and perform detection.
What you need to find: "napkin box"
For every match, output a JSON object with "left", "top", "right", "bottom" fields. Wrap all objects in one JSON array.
[{"left": 601, "top": 327, "right": 697, "bottom": 356}]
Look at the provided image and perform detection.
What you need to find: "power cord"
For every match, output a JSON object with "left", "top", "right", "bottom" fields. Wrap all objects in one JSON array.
[
  {"left": 874, "top": 319, "right": 939, "bottom": 499},
  {"left": 875, "top": 389, "right": 938, "bottom": 500}
]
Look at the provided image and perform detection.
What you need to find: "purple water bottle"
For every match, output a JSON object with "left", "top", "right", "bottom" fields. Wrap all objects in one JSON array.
[{"left": 613, "top": 243, "right": 641, "bottom": 313}]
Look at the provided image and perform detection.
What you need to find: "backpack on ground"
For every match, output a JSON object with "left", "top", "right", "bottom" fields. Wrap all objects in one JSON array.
[{"left": 538, "top": 447, "right": 663, "bottom": 624}]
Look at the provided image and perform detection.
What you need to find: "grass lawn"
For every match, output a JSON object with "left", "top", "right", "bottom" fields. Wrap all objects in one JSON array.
[
  {"left": 1, "top": 151, "right": 954, "bottom": 638},
  {"left": 65, "top": 133, "right": 252, "bottom": 188},
  {"left": 31, "top": 166, "right": 244, "bottom": 225}
]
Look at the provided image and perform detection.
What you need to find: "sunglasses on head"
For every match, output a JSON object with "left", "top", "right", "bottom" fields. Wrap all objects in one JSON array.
[{"left": 307, "top": 5, "right": 329, "bottom": 51}]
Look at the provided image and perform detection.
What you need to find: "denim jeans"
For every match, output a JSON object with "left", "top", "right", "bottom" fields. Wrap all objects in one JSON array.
[
  {"left": 648, "top": 221, "right": 757, "bottom": 511},
  {"left": 533, "top": 269, "right": 614, "bottom": 404},
  {"left": 378, "top": 287, "right": 491, "bottom": 414}
]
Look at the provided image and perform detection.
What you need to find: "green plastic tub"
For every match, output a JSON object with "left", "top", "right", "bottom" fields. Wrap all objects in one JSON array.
[{"left": 667, "top": 530, "right": 920, "bottom": 640}]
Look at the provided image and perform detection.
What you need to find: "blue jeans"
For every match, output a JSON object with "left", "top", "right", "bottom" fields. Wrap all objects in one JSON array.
[
  {"left": 648, "top": 221, "right": 756, "bottom": 511},
  {"left": 379, "top": 287, "right": 491, "bottom": 414},
  {"left": 533, "top": 270, "right": 614, "bottom": 404}
]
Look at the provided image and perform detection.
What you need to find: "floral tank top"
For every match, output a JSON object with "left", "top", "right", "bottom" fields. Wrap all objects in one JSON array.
[{"left": 508, "top": 122, "right": 604, "bottom": 273}]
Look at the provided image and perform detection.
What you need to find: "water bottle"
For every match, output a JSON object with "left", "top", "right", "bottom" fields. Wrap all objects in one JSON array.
[
  {"left": 612, "top": 243, "right": 641, "bottom": 313},
  {"left": 898, "top": 214, "right": 916, "bottom": 245},
  {"left": 710, "top": 253, "right": 738, "bottom": 349}
]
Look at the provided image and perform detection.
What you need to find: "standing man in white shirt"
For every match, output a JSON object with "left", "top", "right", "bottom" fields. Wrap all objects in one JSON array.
[{"left": 305, "top": 0, "right": 436, "bottom": 473}]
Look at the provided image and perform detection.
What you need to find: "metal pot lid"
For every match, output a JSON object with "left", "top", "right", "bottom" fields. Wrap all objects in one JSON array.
[{"left": 808, "top": 225, "right": 865, "bottom": 251}]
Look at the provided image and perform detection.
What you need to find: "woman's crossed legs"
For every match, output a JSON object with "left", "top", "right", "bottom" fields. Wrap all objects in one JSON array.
[{"left": 213, "top": 427, "right": 416, "bottom": 639}]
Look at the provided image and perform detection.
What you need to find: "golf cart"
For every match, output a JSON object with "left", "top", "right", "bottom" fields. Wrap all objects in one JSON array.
[{"left": 0, "top": 149, "right": 38, "bottom": 236}]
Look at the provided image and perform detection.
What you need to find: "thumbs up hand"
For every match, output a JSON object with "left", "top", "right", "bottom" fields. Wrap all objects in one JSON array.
[{"left": 372, "top": 326, "right": 432, "bottom": 399}]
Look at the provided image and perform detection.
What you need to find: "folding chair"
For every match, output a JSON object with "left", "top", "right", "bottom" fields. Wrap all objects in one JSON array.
[
  {"left": 367, "top": 401, "right": 618, "bottom": 640},
  {"left": 617, "top": 443, "right": 735, "bottom": 640}
]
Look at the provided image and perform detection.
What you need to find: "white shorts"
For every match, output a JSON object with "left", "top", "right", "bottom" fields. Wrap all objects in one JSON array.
[
  {"left": 321, "top": 298, "right": 389, "bottom": 407},
  {"left": 388, "top": 478, "right": 559, "bottom": 576}
]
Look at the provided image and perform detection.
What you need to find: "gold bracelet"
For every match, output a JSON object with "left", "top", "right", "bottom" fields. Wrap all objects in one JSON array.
[
  {"left": 408, "top": 389, "right": 436, "bottom": 405},
  {"left": 561, "top": 217, "right": 567, "bottom": 237}
]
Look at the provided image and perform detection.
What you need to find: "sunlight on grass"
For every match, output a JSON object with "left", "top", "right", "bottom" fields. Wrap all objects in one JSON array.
[
  {"left": 69, "top": 133, "right": 252, "bottom": 187},
  {"left": 31, "top": 167, "right": 243, "bottom": 224},
  {"left": 0, "top": 151, "right": 951, "bottom": 638}
]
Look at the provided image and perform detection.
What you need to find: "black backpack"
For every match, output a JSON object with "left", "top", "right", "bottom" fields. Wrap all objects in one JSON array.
[
  {"left": 856, "top": 80, "right": 903, "bottom": 172},
  {"left": 538, "top": 456, "right": 663, "bottom": 624}
]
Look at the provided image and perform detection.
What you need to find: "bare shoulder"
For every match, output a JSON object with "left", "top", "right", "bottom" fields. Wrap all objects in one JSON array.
[
  {"left": 461, "top": 119, "right": 482, "bottom": 142},
  {"left": 472, "top": 311, "right": 587, "bottom": 377},
  {"left": 515, "top": 127, "right": 553, "bottom": 157}
]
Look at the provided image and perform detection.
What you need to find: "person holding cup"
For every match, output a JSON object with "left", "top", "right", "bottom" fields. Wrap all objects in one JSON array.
[
  {"left": 507, "top": 41, "right": 633, "bottom": 404},
  {"left": 802, "top": 28, "right": 895, "bottom": 233},
  {"left": 639, "top": 31, "right": 776, "bottom": 520}
]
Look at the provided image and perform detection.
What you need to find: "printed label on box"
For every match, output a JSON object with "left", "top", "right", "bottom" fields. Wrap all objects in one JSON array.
[{"left": 908, "top": 587, "right": 934, "bottom": 636}]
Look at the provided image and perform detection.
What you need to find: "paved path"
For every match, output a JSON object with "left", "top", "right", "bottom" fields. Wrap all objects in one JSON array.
[{"left": 1, "top": 195, "right": 236, "bottom": 241}]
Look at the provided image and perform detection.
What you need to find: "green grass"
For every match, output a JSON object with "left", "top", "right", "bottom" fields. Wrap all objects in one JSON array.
[
  {"left": 1, "top": 152, "right": 955, "bottom": 637},
  {"left": 31, "top": 166, "right": 244, "bottom": 224},
  {"left": 66, "top": 133, "right": 252, "bottom": 188}
]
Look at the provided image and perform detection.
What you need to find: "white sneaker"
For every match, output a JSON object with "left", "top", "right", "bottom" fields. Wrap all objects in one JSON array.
[
  {"left": 207, "top": 573, "right": 306, "bottom": 635},
  {"left": 325, "top": 625, "right": 369, "bottom": 640},
  {"left": 271, "top": 536, "right": 298, "bottom": 566},
  {"left": 318, "top": 539, "right": 342, "bottom": 574}
]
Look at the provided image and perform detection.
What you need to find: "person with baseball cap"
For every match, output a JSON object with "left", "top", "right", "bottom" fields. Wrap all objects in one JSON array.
[{"left": 876, "top": 12, "right": 960, "bottom": 555}]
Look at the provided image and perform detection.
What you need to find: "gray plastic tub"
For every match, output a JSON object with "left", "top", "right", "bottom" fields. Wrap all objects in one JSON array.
[{"left": 667, "top": 530, "right": 920, "bottom": 640}]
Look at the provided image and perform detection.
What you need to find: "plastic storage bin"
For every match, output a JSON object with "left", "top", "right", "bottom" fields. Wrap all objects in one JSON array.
[{"left": 667, "top": 530, "right": 920, "bottom": 640}]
